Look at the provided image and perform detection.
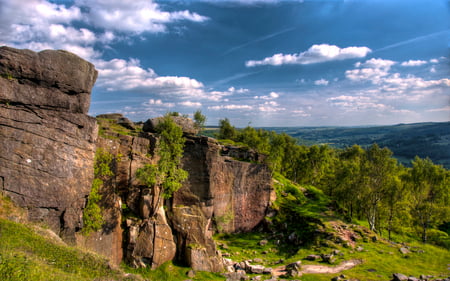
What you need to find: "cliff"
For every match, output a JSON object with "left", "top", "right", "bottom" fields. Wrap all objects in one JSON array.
[
  {"left": 0, "top": 46, "right": 98, "bottom": 243},
  {"left": 0, "top": 47, "right": 274, "bottom": 272}
]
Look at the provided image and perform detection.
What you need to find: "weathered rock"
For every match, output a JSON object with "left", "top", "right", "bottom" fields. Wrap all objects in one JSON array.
[
  {"left": 127, "top": 205, "right": 176, "bottom": 269},
  {"left": 143, "top": 116, "right": 198, "bottom": 135},
  {"left": 305, "top": 254, "right": 321, "bottom": 261},
  {"left": 247, "top": 264, "right": 265, "bottom": 274},
  {"left": 392, "top": 273, "right": 409, "bottom": 281},
  {"left": 321, "top": 254, "right": 336, "bottom": 264},
  {"left": 97, "top": 113, "right": 135, "bottom": 130},
  {"left": 0, "top": 46, "right": 97, "bottom": 113},
  {"left": 259, "top": 239, "right": 268, "bottom": 246},
  {"left": 399, "top": 247, "right": 411, "bottom": 255},
  {"left": 0, "top": 47, "right": 98, "bottom": 243}
]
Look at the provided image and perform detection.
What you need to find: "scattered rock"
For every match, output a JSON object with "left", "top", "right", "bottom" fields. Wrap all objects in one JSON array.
[
  {"left": 285, "top": 261, "right": 302, "bottom": 277},
  {"left": 392, "top": 273, "right": 409, "bottom": 281},
  {"left": 247, "top": 264, "right": 265, "bottom": 274},
  {"left": 306, "top": 254, "right": 321, "bottom": 261},
  {"left": 356, "top": 246, "right": 364, "bottom": 252},
  {"left": 259, "top": 239, "right": 268, "bottom": 246},
  {"left": 253, "top": 258, "right": 263, "bottom": 263},
  {"left": 321, "top": 254, "right": 336, "bottom": 264},
  {"left": 399, "top": 247, "right": 411, "bottom": 255},
  {"left": 187, "top": 269, "right": 196, "bottom": 278}
]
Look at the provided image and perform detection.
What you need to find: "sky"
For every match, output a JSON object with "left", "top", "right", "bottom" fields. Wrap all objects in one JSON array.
[{"left": 0, "top": 0, "right": 449, "bottom": 127}]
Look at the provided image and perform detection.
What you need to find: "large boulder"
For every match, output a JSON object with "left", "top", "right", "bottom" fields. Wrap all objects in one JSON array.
[
  {"left": 0, "top": 47, "right": 98, "bottom": 243},
  {"left": 143, "top": 116, "right": 198, "bottom": 135},
  {"left": 0, "top": 46, "right": 97, "bottom": 113}
]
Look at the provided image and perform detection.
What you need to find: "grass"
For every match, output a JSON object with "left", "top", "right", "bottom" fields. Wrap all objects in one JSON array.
[
  {"left": 97, "top": 117, "right": 141, "bottom": 139},
  {"left": 123, "top": 261, "right": 224, "bottom": 281},
  {"left": 0, "top": 219, "right": 134, "bottom": 281}
]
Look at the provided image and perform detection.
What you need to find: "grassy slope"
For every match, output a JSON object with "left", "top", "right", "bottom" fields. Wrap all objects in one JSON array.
[{"left": 215, "top": 174, "right": 450, "bottom": 281}]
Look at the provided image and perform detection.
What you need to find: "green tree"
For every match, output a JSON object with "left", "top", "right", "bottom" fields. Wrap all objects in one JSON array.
[
  {"left": 218, "top": 118, "right": 237, "bottom": 140},
  {"left": 360, "top": 144, "right": 398, "bottom": 232},
  {"left": 83, "top": 148, "right": 114, "bottom": 234},
  {"left": 136, "top": 114, "right": 188, "bottom": 216},
  {"left": 406, "top": 157, "right": 450, "bottom": 243},
  {"left": 193, "top": 110, "right": 207, "bottom": 132}
]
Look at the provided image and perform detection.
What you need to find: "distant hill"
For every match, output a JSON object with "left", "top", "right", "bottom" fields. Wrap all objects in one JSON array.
[{"left": 265, "top": 122, "right": 450, "bottom": 169}]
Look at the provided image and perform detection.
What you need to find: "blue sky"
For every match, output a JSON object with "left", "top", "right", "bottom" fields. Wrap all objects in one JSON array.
[{"left": 1, "top": 0, "right": 449, "bottom": 127}]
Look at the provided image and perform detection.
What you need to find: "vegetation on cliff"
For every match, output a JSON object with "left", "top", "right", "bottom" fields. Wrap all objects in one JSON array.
[
  {"left": 214, "top": 119, "right": 450, "bottom": 248},
  {"left": 136, "top": 114, "right": 188, "bottom": 201}
]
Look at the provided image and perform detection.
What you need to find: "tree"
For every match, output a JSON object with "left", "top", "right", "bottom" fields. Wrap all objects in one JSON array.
[
  {"left": 193, "top": 110, "right": 207, "bottom": 133},
  {"left": 218, "top": 118, "right": 237, "bottom": 140},
  {"left": 136, "top": 114, "right": 188, "bottom": 216},
  {"left": 360, "top": 144, "right": 398, "bottom": 232},
  {"left": 406, "top": 157, "right": 450, "bottom": 243}
]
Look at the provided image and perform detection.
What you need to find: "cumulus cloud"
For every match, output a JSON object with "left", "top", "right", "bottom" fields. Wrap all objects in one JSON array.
[
  {"left": 0, "top": 0, "right": 208, "bottom": 61},
  {"left": 254, "top": 92, "right": 280, "bottom": 100},
  {"left": 145, "top": 99, "right": 175, "bottom": 107},
  {"left": 327, "top": 95, "right": 389, "bottom": 112},
  {"left": 258, "top": 101, "right": 286, "bottom": 112},
  {"left": 400, "top": 60, "right": 428, "bottom": 67},
  {"left": 314, "top": 79, "right": 329, "bottom": 86},
  {"left": 76, "top": 0, "right": 208, "bottom": 33},
  {"left": 246, "top": 44, "right": 371, "bottom": 67},
  {"left": 179, "top": 101, "right": 202, "bottom": 107},
  {"left": 208, "top": 104, "right": 253, "bottom": 110},
  {"left": 96, "top": 58, "right": 204, "bottom": 94},
  {"left": 346, "top": 58, "right": 396, "bottom": 84}
]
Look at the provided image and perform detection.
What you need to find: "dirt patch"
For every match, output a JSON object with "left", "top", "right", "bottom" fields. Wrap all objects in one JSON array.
[{"left": 273, "top": 259, "right": 363, "bottom": 277}]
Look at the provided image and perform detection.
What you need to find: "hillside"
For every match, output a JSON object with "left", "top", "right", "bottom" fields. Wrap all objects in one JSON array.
[{"left": 265, "top": 122, "right": 450, "bottom": 168}]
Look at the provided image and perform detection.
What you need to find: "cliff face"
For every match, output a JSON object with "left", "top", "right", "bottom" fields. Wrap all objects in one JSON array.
[
  {"left": 0, "top": 46, "right": 98, "bottom": 242},
  {"left": 0, "top": 46, "right": 274, "bottom": 272}
]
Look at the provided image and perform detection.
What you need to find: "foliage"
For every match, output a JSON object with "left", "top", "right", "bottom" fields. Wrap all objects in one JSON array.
[
  {"left": 82, "top": 148, "right": 116, "bottom": 234},
  {"left": 193, "top": 110, "right": 207, "bottom": 132},
  {"left": 82, "top": 179, "right": 104, "bottom": 234},
  {"left": 136, "top": 114, "right": 188, "bottom": 201},
  {"left": 0, "top": 219, "right": 128, "bottom": 281},
  {"left": 97, "top": 118, "right": 139, "bottom": 139},
  {"left": 218, "top": 118, "right": 450, "bottom": 246},
  {"left": 217, "top": 118, "right": 237, "bottom": 140}
]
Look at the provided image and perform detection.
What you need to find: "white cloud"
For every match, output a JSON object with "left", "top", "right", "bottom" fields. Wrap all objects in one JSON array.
[
  {"left": 327, "top": 95, "right": 389, "bottom": 112},
  {"left": 178, "top": 101, "right": 202, "bottom": 107},
  {"left": 145, "top": 99, "right": 175, "bottom": 107},
  {"left": 427, "top": 106, "right": 450, "bottom": 112},
  {"left": 208, "top": 104, "right": 253, "bottom": 110},
  {"left": 400, "top": 60, "right": 428, "bottom": 67},
  {"left": 314, "top": 79, "right": 329, "bottom": 86},
  {"left": 246, "top": 44, "right": 371, "bottom": 67},
  {"left": 95, "top": 58, "right": 220, "bottom": 100},
  {"left": 254, "top": 91, "right": 280, "bottom": 100},
  {"left": 228, "top": 87, "right": 249, "bottom": 94},
  {"left": 76, "top": 0, "right": 208, "bottom": 34},
  {"left": 429, "top": 58, "right": 439, "bottom": 64},
  {"left": 346, "top": 58, "right": 396, "bottom": 84},
  {"left": 0, "top": 0, "right": 207, "bottom": 61}
]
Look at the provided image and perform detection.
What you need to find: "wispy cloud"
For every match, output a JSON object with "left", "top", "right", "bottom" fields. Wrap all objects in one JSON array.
[
  {"left": 246, "top": 44, "right": 371, "bottom": 67},
  {"left": 222, "top": 27, "right": 296, "bottom": 56},
  {"left": 374, "top": 29, "right": 450, "bottom": 53}
]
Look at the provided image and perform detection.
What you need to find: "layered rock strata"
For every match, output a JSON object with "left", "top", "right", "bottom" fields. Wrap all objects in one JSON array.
[{"left": 0, "top": 46, "right": 98, "bottom": 242}]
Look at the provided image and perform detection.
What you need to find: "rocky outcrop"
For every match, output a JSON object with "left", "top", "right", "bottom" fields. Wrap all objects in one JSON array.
[
  {"left": 0, "top": 46, "right": 274, "bottom": 272},
  {"left": 143, "top": 116, "right": 198, "bottom": 135},
  {"left": 0, "top": 46, "right": 98, "bottom": 243}
]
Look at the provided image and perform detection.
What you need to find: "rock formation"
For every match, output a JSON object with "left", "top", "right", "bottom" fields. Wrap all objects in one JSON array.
[
  {"left": 0, "top": 46, "right": 98, "bottom": 243},
  {"left": 0, "top": 46, "right": 274, "bottom": 272}
]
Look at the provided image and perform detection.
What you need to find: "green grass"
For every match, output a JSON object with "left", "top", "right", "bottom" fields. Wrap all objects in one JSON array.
[
  {"left": 123, "top": 261, "right": 224, "bottom": 281},
  {"left": 0, "top": 219, "right": 130, "bottom": 281},
  {"left": 97, "top": 117, "right": 140, "bottom": 139}
]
